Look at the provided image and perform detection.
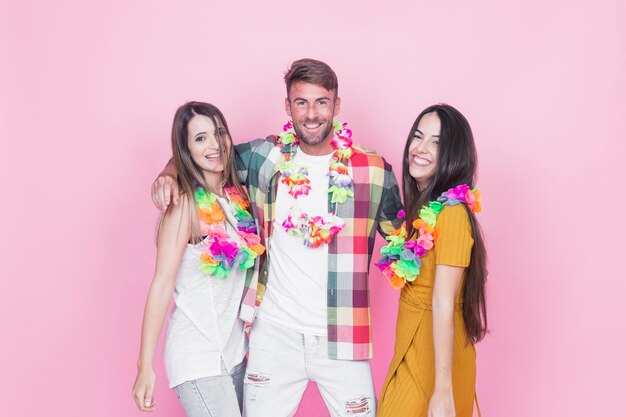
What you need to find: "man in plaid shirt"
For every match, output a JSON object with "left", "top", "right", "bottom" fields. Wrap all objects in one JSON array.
[{"left": 153, "top": 59, "right": 403, "bottom": 417}]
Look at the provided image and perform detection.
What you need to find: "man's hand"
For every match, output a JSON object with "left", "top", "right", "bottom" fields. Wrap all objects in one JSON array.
[{"left": 151, "top": 174, "right": 179, "bottom": 212}]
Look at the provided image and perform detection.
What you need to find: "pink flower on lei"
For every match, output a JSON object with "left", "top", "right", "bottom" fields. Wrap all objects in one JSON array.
[
  {"left": 209, "top": 238, "right": 239, "bottom": 267},
  {"left": 238, "top": 231, "right": 262, "bottom": 247},
  {"left": 206, "top": 225, "right": 230, "bottom": 240},
  {"left": 445, "top": 184, "right": 470, "bottom": 201},
  {"left": 332, "top": 123, "right": 353, "bottom": 160},
  {"left": 415, "top": 233, "right": 434, "bottom": 251},
  {"left": 405, "top": 240, "right": 427, "bottom": 257}
]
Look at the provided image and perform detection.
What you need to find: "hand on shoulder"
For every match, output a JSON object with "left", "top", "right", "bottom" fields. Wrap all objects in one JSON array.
[{"left": 152, "top": 172, "right": 180, "bottom": 212}]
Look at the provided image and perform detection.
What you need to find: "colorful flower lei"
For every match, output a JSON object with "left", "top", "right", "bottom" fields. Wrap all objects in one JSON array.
[
  {"left": 276, "top": 120, "right": 354, "bottom": 247},
  {"left": 376, "top": 185, "right": 482, "bottom": 289},
  {"left": 282, "top": 207, "right": 346, "bottom": 248},
  {"left": 194, "top": 186, "right": 265, "bottom": 279},
  {"left": 278, "top": 120, "right": 354, "bottom": 204}
]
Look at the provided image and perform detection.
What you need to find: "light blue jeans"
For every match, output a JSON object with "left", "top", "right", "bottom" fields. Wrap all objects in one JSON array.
[{"left": 174, "top": 359, "right": 246, "bottom": 417}]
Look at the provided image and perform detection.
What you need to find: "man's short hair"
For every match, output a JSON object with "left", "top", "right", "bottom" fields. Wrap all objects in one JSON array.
[{"left": 284, "top": 58, "right": 338, "bottom": 97}]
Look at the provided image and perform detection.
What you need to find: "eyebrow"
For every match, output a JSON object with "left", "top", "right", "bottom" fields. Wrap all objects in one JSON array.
[
  {"left": 194, "top": 131, "right": 207, "bottom": 138},
  {"left": 413, "top": 129, "right": 440, "bottom": 138},
  {"left": 292, "top": 96, "right": 331, "bottom": 102}
]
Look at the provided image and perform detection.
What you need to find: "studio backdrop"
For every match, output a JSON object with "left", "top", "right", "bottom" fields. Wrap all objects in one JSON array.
[{"left": 1, "top": 1, "right": 625, "bottom": 416}]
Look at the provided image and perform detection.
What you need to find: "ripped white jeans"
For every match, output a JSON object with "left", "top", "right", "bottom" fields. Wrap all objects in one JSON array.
[{"left": 243, "top": 318, "right": 375, "bottom": 417}]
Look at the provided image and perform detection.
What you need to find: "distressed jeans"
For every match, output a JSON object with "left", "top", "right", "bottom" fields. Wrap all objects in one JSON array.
[
  {"left": 243, "top": 318, "right": 375, "bottom": 417},
  {"left": 174, "top": 359, "right": 246, "bottom": 417}
]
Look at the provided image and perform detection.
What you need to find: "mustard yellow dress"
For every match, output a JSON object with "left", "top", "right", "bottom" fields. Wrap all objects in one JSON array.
[{"left": 378, "top": 204, "right": 477, "bottom": 417}]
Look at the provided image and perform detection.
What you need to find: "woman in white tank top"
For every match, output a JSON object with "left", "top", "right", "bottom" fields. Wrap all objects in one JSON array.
[{"left": 132, "top": 102, "right": 264, "bottom": 417}]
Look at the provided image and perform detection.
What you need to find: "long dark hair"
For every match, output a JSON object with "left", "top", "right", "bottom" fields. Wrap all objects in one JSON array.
[
  {"left": 402, "top": 104, "right": 488, "bottom": 344},
  {"left": 170, "top": 101, "right": 247, "bottom": 242}
]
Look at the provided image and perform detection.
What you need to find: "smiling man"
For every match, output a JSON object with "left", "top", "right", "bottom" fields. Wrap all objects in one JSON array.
[{"left": 152, "top": 58, "right": 404, "bottom": 417}]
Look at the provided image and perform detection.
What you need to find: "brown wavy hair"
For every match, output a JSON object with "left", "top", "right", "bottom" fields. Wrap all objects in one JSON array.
[
  {"left": 169, "top": 101, "right": 247, "bottom": 243},
  {"left": 284, "top": 58, "right": 338, "bottom": 97},
  {"left": 402, "top": 104, "right": 488, "bottom": 344}
]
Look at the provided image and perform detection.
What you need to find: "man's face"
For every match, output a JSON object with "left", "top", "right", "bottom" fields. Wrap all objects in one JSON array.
[{"left": 285, "top": 82, "right": 341, "bottom": 148}]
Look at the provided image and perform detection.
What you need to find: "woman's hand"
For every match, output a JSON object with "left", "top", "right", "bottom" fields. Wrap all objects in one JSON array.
[
  {"left": 428, "top": 387, "right": 455, "bottom": 417},
  {"left": 132, "top": 367, "right": 157, "bottom": 412}
]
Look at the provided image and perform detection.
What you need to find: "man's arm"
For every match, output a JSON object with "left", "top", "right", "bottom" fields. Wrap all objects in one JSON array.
[
  {"left": 234, "top": 142, "right": 251, "bottom": 184},
  {"left": 234, "top": 137, "right": 277, "bottom": 184},
  {"left": 152, "top": 138, "right": 273, "bottom": 211},
  {"left": 377, "top": 161, "right": 404, "bottom": 237}
]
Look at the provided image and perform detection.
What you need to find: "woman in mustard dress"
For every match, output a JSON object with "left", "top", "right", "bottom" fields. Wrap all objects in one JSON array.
[{"left": 377, "top": 104, "right": 488, "bottom": 417}]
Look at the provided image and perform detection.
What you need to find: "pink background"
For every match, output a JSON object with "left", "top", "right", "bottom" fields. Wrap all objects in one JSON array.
[{"left": 2, "top": 0, "right": 625, "bottom": 416}]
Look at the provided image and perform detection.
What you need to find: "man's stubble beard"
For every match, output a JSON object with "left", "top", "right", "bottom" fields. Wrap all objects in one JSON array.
[{"left": 293, "top": 121, "right": 333, "bottom": 148}]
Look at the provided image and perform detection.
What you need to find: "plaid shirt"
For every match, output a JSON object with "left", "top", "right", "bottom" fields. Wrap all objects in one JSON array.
[{"left": 236, "top": 138, "right": 403, "bottom": 360}]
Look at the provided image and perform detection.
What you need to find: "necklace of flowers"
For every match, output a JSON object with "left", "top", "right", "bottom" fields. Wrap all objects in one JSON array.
[
  {"left": 375, "top": 184, "right": 482, "bottom": 289},
  {"left": 276, "top": 119, "right": 354, "bottom": 248},
  {"left": 194, "top": 186, "right": 265, "bottom": 279}
]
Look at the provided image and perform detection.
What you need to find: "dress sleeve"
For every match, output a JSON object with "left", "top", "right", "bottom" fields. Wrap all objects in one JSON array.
[{"left": 434, "top": 204, "right": 474, "bottom": 267}]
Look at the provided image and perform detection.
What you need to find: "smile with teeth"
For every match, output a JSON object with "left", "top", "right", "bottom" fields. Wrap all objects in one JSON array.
[
  {"left": 205, "top": 152, "right": 220, "bottom": 160},
  {"left": 411, "top": 155, "right": 432, "bottom": 167},
  {"left": 303, "top": 122, "right": 323, "bottom": 130}
]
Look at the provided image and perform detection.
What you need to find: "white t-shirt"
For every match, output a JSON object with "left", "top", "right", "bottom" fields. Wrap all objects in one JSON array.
[
  {"left": 164, "top": 196, "right": 247, "bottom": 388},
  {"left": 259, "top": 149, "right": 332, "bottom": 335}
]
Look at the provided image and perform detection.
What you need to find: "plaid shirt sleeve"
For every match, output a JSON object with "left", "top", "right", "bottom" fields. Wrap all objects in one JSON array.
[
  {"left": 234, "top": 138, "right": 279, "bottom": 324},
  {"left": 235, "top": 138, "right": 274, "bottom": 183},
  {"left": 377, "top": 159, "right": 405, "bottom": 237}
]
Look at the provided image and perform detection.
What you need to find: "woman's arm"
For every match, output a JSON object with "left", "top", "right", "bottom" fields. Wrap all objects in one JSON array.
[
  {"left": 428, "top": 264, "right": 464, "bottom": 417},
  {"left": 132, "top": 197, "right": 190, "bottom": 412}
]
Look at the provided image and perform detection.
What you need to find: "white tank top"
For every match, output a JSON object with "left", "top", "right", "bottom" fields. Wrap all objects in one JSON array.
[{"left": 164, "top": 196, "right": 247, "bottom": 388}]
